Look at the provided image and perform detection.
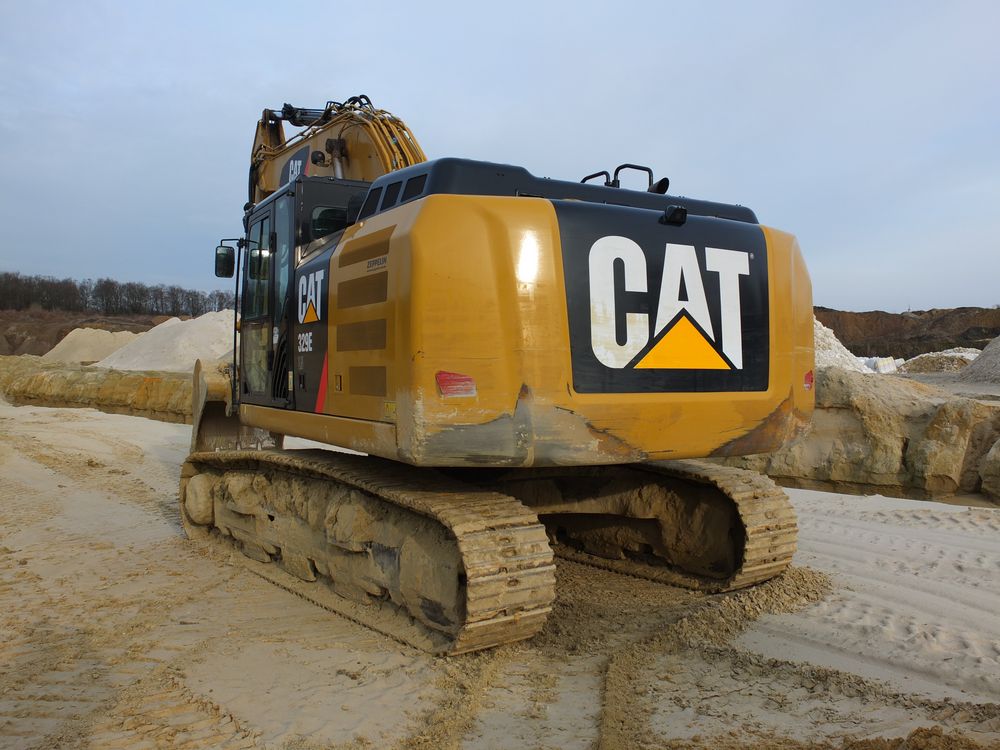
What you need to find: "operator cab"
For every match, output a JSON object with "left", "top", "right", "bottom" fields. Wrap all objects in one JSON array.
[
  {"left": 246, "top": 175, "right": 371, "bottom": 262},
  {"left": 214, "top": 175, "right": 370, "bottom": 410}
]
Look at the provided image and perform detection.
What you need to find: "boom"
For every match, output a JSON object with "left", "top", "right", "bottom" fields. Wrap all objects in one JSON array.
[{"left": 249, "top": 94, "right": 426, "bottom": 204}]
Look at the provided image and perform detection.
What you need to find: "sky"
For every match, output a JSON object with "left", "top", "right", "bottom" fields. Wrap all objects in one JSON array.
[{"left": 0, "top": 1, "right": 997, "bottom": 313}]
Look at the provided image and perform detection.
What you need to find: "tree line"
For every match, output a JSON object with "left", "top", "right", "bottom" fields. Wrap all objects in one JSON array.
[{"left": 0, "top": 272, "right": 235, "bottom": 317}]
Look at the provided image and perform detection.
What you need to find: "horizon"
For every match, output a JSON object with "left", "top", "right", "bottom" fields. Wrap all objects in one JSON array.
[{"left": 8, "top": 267, "right": 999, "bottom": 317}]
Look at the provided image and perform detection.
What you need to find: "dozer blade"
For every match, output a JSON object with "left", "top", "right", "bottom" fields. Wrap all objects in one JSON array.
[{"left": 190, "top": 358, "right": 281, "bottom": 453}]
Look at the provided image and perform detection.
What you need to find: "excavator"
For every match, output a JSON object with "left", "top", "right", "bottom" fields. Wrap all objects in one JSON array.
[{"left": 180, "top": 95, "right": 814, "bottom": 654}]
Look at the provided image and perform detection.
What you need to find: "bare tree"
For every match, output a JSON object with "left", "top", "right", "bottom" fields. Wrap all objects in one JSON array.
[{"left": 0, "top": 271, "right": 237, "bottom": 317}]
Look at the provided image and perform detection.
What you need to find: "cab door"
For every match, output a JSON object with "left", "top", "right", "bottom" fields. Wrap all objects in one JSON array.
[
  {"left": 240, "top": 211, "right": 273, "bottom": 405},
  {"left": 270, "top": 194, "right": 295, "bottom": 407},
  {"left": 240, "top": 196, "right": 297, "bottom": 409}
]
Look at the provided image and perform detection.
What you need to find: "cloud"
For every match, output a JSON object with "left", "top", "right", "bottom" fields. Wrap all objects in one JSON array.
[{"left": 0, "top": 1, "right": 997, "bottom": 311}]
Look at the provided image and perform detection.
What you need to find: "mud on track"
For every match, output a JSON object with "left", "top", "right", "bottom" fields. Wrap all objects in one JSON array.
[{"left": 1, "top": 401, "right": 999, "bottom": 749}]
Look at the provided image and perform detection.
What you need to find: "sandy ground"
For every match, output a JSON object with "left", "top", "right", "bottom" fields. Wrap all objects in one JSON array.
[{"left": 2, "top": 401, "right": 1000, "bottom": 749}]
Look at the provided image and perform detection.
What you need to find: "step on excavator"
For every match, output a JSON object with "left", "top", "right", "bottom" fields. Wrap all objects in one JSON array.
[{"left": 180, "top": 95, "right": 815, "bottom": 654}]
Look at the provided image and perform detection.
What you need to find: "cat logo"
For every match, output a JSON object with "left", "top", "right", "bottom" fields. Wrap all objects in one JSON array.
[
  {"left": 589, "top": 237, "right": 750, "bottom": 371},
  {"left": 280, "top": 146, "right": 310, "bottom": 187},
  {"left": 298, "top": 269, "right": 325, "bottom": 324},
  {"left": 558, "top": 201, "right": 769, "bottom": 394}
]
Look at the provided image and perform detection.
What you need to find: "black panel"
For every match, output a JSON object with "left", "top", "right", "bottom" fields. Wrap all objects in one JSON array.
[
  {"left": 360, "top": 157, "right": 758, "bottom": 224},
  {"left": 293, "top": 248, "right": 332, "bottom": 410},
  {"left": 556, "top": 202, "right": 769, "bottom": 394}
]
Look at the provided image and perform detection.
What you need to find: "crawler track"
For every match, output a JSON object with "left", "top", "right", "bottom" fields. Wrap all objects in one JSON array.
[
  {"left": 469, "top": 459, "right": 797, "bottom": 593},
  {"left": 641, "top": 460, "right": 798, "bottom": 590},
  {"left": 180, "top": 449, "right": 557, "bottom": 655}
]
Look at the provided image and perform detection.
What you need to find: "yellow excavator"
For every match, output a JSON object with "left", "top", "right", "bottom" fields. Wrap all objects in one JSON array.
[{"left": 180, "top": 95, "right": 814, "bottom": 654}]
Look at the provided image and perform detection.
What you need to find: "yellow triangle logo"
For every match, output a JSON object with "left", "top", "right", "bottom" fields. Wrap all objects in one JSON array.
[
  {"left": 635, "top": 316, "right": 730, "bottom": 370},
  {"left": 302, "top": 300, "right": 319, "bottom": 324}
]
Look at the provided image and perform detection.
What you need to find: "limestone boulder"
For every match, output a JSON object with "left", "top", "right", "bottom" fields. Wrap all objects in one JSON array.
[
  {"left": 906, "top": 399, "right": 1000, "bottom": 495},
  {"left": 980, "top": 439, "right": 1000, "bottom": 500},
  {"left": 725, "top": 366, "right": 1000, "bottom": 499},
  {"left": 0, "top": 355, "right": 191, "bottom": 423}
]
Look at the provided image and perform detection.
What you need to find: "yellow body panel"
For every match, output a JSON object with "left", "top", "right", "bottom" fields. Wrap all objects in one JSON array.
[{"left": 246, "top": 194, "right": 814, "bottom": 467}]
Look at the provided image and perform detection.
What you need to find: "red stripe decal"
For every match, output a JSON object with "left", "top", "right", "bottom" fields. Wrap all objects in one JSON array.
[{"left": 315, "top": 354, "right": 328, "bottom": 412}]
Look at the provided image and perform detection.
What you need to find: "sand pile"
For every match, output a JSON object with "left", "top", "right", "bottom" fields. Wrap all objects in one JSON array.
[
  {"left": 96, "top": 311, "right": 233, "bottom": 373},
  {"left": 959, "top": 335, "right": 1000, "bottom": 384},
  {"left": 42, "top": 328, "right": 138, "bottom": 364},
  {"left": 814, "top": 318, "right": 872, "bottom": 372},
  {"left": 899, "top": 347, "right": 980, "bottom": 374}
]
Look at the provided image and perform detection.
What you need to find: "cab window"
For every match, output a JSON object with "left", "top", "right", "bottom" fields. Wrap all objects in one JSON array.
[
  {"left": 244, "top": 216, "right": 271, "bottom": 319},
  {"left": 311, "top": 206, "right": 348, "bottom": 242},
  {"left": 274, "top": 197, "right": 293, "bottom": 317}
]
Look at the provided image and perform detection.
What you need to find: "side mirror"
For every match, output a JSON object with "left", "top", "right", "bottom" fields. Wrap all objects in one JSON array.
[{"left": 215, "top": 245, "right": 236, "bottom": 278}]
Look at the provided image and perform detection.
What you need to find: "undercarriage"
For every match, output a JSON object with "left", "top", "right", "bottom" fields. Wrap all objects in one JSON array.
[{"left": 180, "top": 449, "right": 796, "bottom": 654}]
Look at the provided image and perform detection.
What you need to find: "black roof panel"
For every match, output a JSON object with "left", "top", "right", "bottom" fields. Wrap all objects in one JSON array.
[{"left": 360, "top": 158, "right": 758, "bottom": 224}]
